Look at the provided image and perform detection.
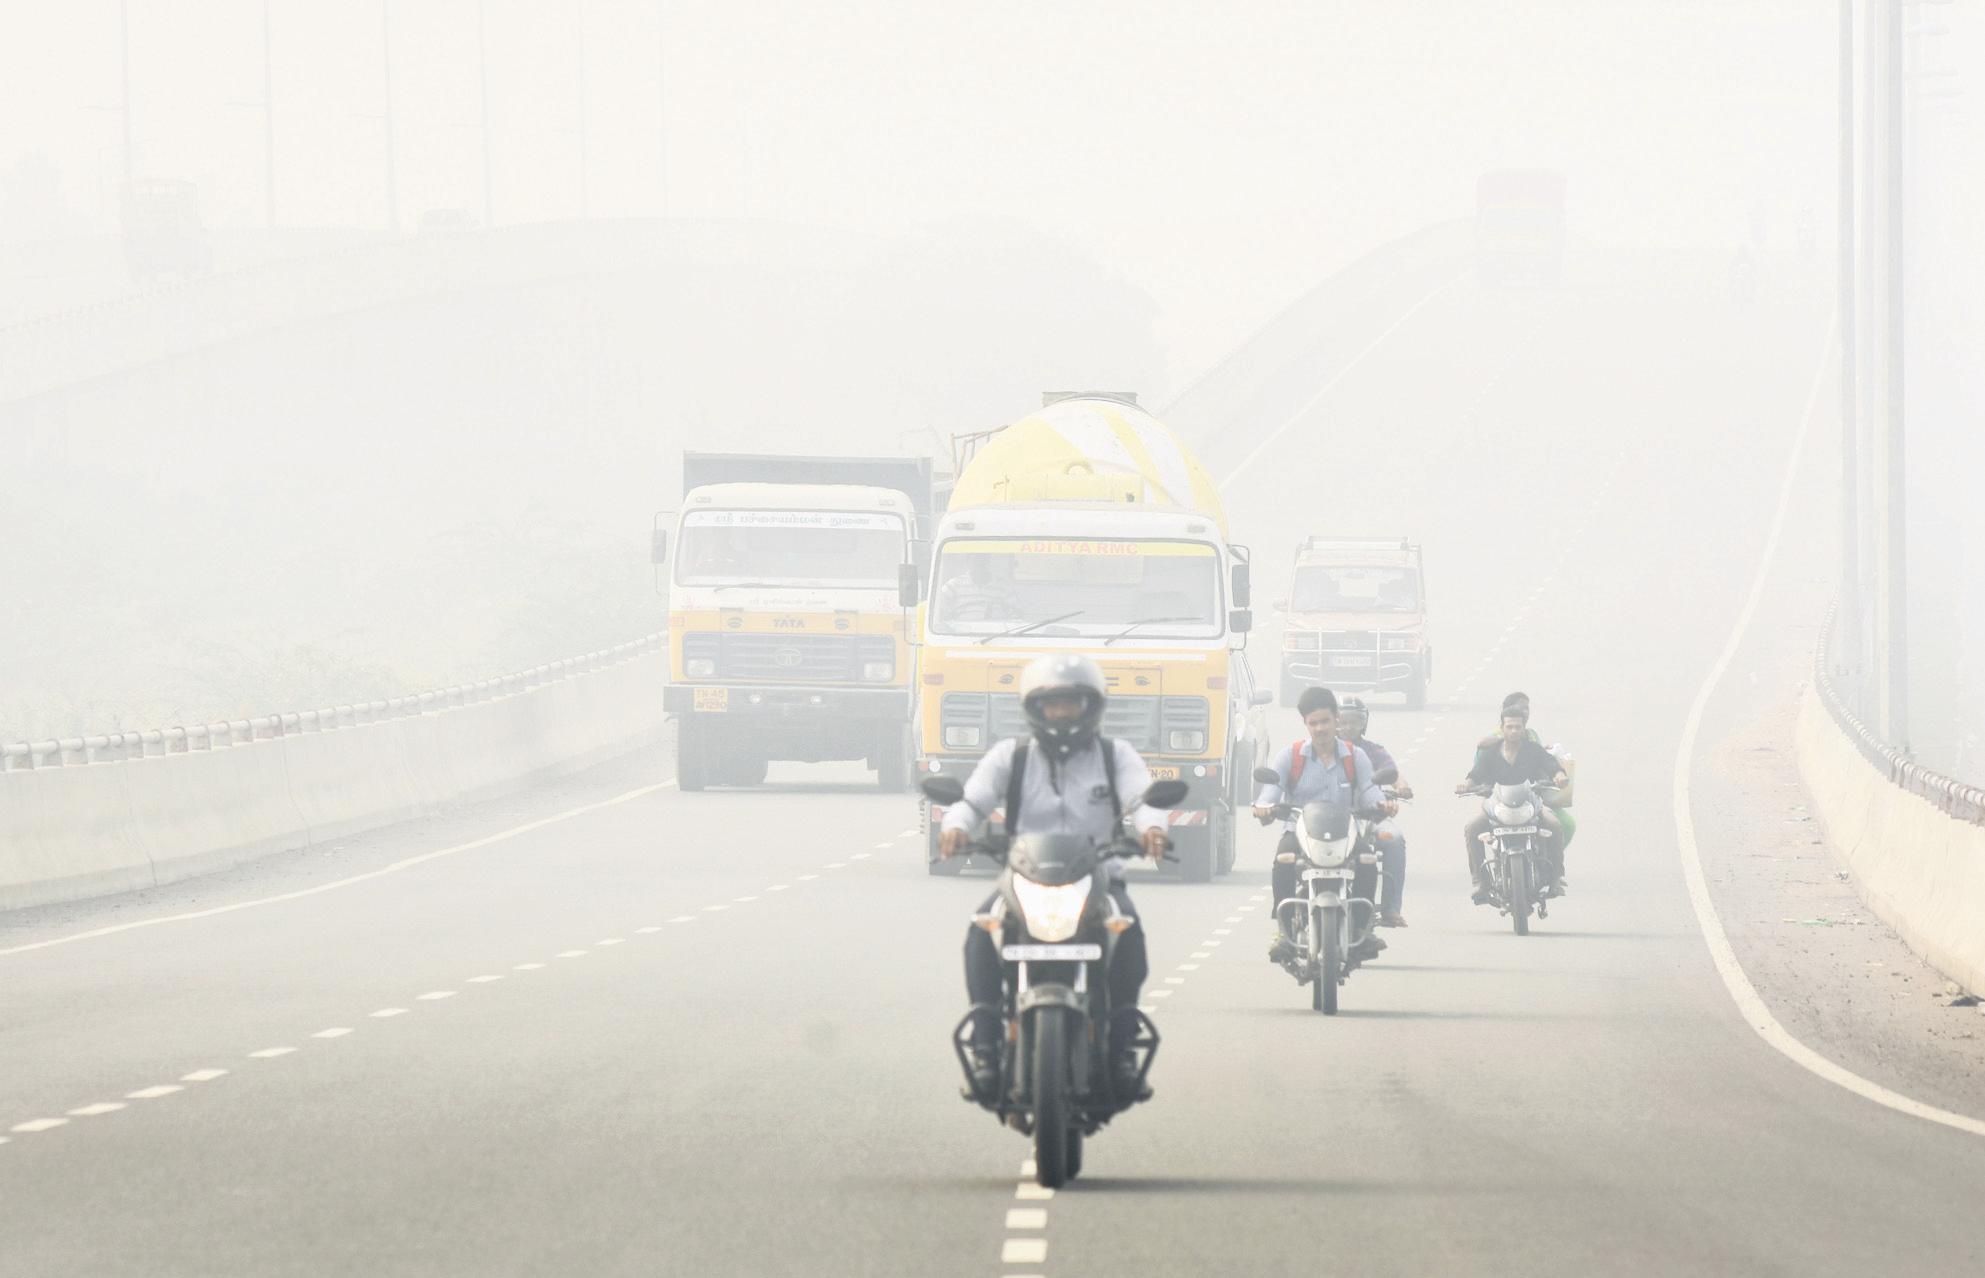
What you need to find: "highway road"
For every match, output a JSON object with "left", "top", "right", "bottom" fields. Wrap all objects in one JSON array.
[{"left": 6, "top": 262, "right": 1983, "bottom": 1276}]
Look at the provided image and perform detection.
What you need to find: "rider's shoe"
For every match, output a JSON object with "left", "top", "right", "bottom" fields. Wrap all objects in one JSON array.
[
  {"left": 1378, "top": 911, "right": 1408, "bottom": 928},
  {"left": 1470, "top": 872, "right": 1494, "bottom": 904},
  {"left": 963, "top": 1044, "right": 1000, "bottom": 1100},
  {"left": 1546, "top": 875, "right": 1568, "bottom": 897},
  {"left": 1111, "top": 1050, "right": 1153, "bottom": 1104},
  {"left": 1266, "top": 929, "right": 1298, "bottom": 965},
  {"left": 1350, "top": 934, "right": 1388, "bottom": 962}
]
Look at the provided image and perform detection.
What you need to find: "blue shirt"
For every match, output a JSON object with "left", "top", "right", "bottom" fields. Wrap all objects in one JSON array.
[{"left": 1254, "top": 736, "right": 1384, "bottom": 829}]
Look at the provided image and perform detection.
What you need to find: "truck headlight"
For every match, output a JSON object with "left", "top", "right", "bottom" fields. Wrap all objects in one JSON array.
[
  {"left": 1380, "top": 633, "right": 1419, "bottom": 651},
  {"left": 1283, "top": 631, "right": 1318, "bottom": 650},
  {"left": 862, "top": 661, "right": 893, "bottom": 681},
  {"left": 944, "top": 725, "right": 984, "bottom": 749},
  {"left": 1167, "top": 729, "right": 1207, "bottom": 753},
  {"left": 685, "top": 658, "right": 716, "bottom": 678}
]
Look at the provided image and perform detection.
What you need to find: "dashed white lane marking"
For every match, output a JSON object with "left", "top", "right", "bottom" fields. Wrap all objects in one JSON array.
[
  {"left": 873, "top": 842, "right": 894, "bottom": 849},
  {"left": 556, "top": 949, "right": 590, "bottom": 957},
  {"left": 733, "top": 897, "right": 758, "bottom": 904},
  {"left": 1202, "top": 939, "right": 1222, "bottom": 947},
  {"left": 1001, "top": 1238, "right": 1049, "bottom": 1264},
  {"left": 825, "top": 862, "right": 847, "bottom": 869},
  {"left": 797, "top": 874, "right": 819, "bottom": 881},
  {"left": 370, "top": 1007, "right": 410, "bottom": 1018},
  {"left": 311, "top": 1027, "right": 354, "bottom": 1039},
  {"left": 1147, "top": 989, "right": 1173, "bottom": 999},
  {"left": 11, "top": 1118, "right": 67, "bottom": 1133},
  {"left": 635, "top": 925, "right": 664, "bottom": 933},
  {"left": 468, "top": 974, "right": 505, "bottom": 983},
  {"left": 1006, "top": 1208, "right": 1048, "bottom": 1229},
  {"left": 1213, "top": 928, "right": 1232, "bottom": 936},
  {"left": 703, "top": 905, "right": 729, "bottom": 913},
  {"left": 416, "top": 990, "right": 457, "bottom": 1000},
  {"left": 668, "top": 915, "right": 696, "bottom": 924},
  {"left": 180, "top": 1069, "right": 228, "bottom": 1083},
  {"left": 0, "top": 780, "right": 677, "bottom": 960},
  {"left": 1163, "top": 977, "right": 1186, "bottom": 985},
  {"left": 1014, "top": 1183, "right": 1054, "bottom": 1201},
  {"left": 899, "top": 828, "right": 919, "bottom": 837},
  {"left": 513, "top": 961, "right": 547, "bottom": 970},
  {"left": 127, "top": 1085, "right": 182, "bottom": 1100},
  {"left": 767, "top": 885, "right": 790, "bottom": 892},
  {"left": 1190, "top": 951, "right": 1211, "bottom": 959},
  {"left": 1178, "top": 963, "right": 1201, "bottom": 971},
  {"left": 597, "top": 937, "right": 626, "bottom": 946},
  {"left": 1222, "top": 916, "right": 1241, "bottom": 924},
  {"left": 247, "top": 1047, "right": 295, "bottom": 1059},
  {"left": 852, "top": 853, "right": 873, "bottom": 861},
  {"left": 1670, "top": 316, "right": 1985, "bottom": 1142},
  {"left": 67, "top": 1102, "right": 126, "bottom": 1117}
]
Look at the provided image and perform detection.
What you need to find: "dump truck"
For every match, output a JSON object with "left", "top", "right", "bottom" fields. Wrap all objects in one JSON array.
[
  {"left": 1275, "top": 537, "right": 1431, "bottom": 709},
  {"left": 910, "top": 393, "right": 1271, "bottom": 882},
  {"left": 655, "top": 453, "right": 934, "bottom": 791}
]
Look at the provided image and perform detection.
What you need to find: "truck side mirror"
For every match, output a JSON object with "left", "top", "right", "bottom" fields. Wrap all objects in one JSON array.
[
  {"left": 650, "top": 527, "right": 669, "bottom": 566},
  {"left": 1272, "top": 597, "right": 1289, "bottom": 613},
  {"left": 1229, "top": 608, "right": 1253, "bottom": 635},
  {"left": 1231, "top": 562, "right": 1251, "bottom": 608},
  {"left": 898, "top": 562, "right": 922, "bottom": 609}
]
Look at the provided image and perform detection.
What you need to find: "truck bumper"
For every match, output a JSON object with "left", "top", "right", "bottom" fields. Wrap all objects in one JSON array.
[{"left": 665, "top": 684, "right": 910, "bottom": 721}]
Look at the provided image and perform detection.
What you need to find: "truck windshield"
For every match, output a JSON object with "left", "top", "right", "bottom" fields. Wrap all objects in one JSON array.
[
  {"left": 1292, "top": 565, "right": 1420, "bottom": 613},
  {"left": 930, "top": 538, "right": 1221, "bottom": 638},
  {"left": 676, "top": 510, "right": 904, "bottom": 586}
]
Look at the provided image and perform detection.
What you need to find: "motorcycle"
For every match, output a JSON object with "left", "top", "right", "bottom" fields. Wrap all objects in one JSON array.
[
  {"left": 1251, "top": 766, "right": 1393, "bottom": 1015},
  {"left": 919, "top": 773, "right": 1188, "bottom": 1189},
  {"left": 1464, "top": 780, "right": 1567, "bottom": 935}
]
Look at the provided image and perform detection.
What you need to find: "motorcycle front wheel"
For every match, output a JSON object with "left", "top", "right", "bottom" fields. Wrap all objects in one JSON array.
[
  {"left": 1508, "top": 854, "right": 1532, "bottom": 936},
  {"left": 1315, "top": 905, "right": 1340, "bottom": 1014},
  {"left": 1031, "top": 1009, "right": 1073, "bottom": 1188}
]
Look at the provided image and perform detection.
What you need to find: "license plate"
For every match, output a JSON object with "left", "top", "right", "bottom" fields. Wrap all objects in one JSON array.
[
  {"left": 1147, "top": 766, "right": 1181, "bottom": 780},
  {"left": 692, "top": 687, "right": 728, "bottom": 712},
  {"left": 1500, "top": 825, "right": 1538, "bottom": 835},
  {"left": 1301, "top": 869, "right": 1342, "bottom": 881},
  {"left": 1328, "top": 655, "right": 1371, "bottom": 668},
  {"left": 1002, "top": 944, "right": 1102, "bottom": 961}
]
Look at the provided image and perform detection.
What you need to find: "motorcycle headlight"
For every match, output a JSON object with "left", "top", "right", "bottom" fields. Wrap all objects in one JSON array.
[
  {"left": 1304, "top": 835, "right": 1352, "bottom": 869},
  {"left": 1492, "top": 802, "right": 1533, "bottom": 825},
  {"left": 1011, "top": 875, "right": 1092, "bottom": 943},
  {"left": 943, "top": 725, "right": 983, "bottom": 749},
  {"left": 1166, "top": 729, "right": 1207, "bottom": 753},
  {"left": 685, "top": 658, "right": 716, "bottom": 678},
  {"left": 861, "top": 660, "right": 893, "bottom": 681}
]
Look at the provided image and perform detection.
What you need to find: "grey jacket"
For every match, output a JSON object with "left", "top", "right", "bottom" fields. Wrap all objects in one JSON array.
[{"left": 940, "top": 736, "right": 1164, "bottom": 843}]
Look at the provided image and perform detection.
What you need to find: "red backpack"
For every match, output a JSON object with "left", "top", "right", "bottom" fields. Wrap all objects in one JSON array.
[{"left": 1286, "top": 739, "right": 1356, "bottom": 790}]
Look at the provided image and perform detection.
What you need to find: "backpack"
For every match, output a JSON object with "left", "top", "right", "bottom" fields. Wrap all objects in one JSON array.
[
  {"left": 1005, "top": 736, "right": 1120, "bottom": 837},
  {"left": 1285, "top": 738, "right": 1355, "bottom": 791}
]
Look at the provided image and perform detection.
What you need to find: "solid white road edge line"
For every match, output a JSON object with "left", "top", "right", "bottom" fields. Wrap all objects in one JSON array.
[
  {"left": 0, "top": 779, "right": 680, "bottom": 960},
  {"left": 1671, "top": 312, "right": 1985, "bottom": 1141}
]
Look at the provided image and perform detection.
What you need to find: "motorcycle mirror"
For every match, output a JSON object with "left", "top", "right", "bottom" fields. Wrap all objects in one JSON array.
[
  {"left": 918, "top": 775, "right": 965, "bottom": 806},
  {"left": 1252, "top": 766, "right": 1282, "bottom": 785},
  {"left": 1140, "top": 779, "right": 1189, "bottom": 810}
]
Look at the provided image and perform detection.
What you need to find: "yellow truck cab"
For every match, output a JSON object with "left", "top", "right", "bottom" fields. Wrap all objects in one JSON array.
[
  {"left": 913, "top": 393, "right": 1271, "bottom": 882},
  {"left": 1275, "top": 537, "right": 1431, "bottom": 709},
  {"left": 655, "top": 453, "right": 932, "bottom": 791}
]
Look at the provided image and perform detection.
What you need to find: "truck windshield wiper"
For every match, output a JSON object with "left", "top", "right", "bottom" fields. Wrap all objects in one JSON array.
[
  {"left": 1101, "top": 616, "right": 1202, "bottom": 645},
  {"left": 977, "top": 610, "right": 1086, "bottom": 644}
]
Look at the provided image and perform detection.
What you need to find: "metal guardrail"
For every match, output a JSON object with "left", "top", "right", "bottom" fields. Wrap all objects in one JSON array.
[
  {"left": 0, "top": 633, "right": 665, "bottom": 773},
  {"left": 1815, "top": 598, "right": 1985, "bottom": 824}
]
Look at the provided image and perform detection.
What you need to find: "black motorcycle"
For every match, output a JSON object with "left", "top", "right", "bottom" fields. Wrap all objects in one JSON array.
[
  {"left": 1252, "top": 766, "right": 1392, "bottom": 1014},
  {"left": 1464, "top": 780, "right": 1566, "bottom": 935},
  {"left": 920, "top": 773, "right": 1187, "bottom": 1189}
]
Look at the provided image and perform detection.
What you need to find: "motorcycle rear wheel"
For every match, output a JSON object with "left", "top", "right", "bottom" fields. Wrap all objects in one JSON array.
[{"left": 1031, "top": 1010, "right": 1072, "bottom": 1188}]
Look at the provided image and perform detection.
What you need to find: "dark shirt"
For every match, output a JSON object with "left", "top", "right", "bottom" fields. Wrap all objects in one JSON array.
[
  {"left": 1467, "top": 739, "right": 1562, "bottom": 788},
  {"left": 1353, "top": 736, "right": 1399, "bottom": 782}
]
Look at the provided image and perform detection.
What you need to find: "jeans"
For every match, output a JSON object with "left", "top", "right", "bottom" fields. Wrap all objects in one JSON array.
[
  {"left": 1371, "top": 819, "right": 1407, "bottom": 915},
  {"left": 963, "top": 883, "right": 1148, "bottom": 1040}
]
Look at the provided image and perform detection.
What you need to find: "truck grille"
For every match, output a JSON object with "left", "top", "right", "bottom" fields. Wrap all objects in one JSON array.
[
  {"left": 683, "top": 632, "right": 892, "bottom": 683},
  {"left": 958, "top": 694, "right": 1187, "bottom": 755}
]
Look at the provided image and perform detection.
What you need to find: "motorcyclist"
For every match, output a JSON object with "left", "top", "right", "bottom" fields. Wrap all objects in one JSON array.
[
  {"left": 938, "top": 654, "right": 1169, "bottom": 1101},
  {"left": 1337, "top": 695, "right": 1411, "bottom": 928},
  {"left": 1253, "top": 686, "right": 1397, "bottom": 964},
  {"left": 1484, "top": 690, "right": 1577, "bottom": 862},
  {"left": 1456, "top": 701, "right": 1569, "bottom": 902}
]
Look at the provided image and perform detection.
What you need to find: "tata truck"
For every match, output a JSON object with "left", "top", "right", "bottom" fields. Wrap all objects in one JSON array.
[
  {"left": 911, "top": 393, "right": 1271, "bottom": 882},
  {"left": 1276, "top": 537, "right": 1431, "bottom": 709},
  {"left": 655, "top": 453, "right": 933, "bottom": 791}
]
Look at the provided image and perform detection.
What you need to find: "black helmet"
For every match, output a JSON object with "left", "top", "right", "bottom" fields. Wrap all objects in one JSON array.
[
  {"left": 1338, "top": 695, "right": 1370, "bottom": 737},
  {"left": 1019, "top": 654, "right": 1107, "bottom": 761}
]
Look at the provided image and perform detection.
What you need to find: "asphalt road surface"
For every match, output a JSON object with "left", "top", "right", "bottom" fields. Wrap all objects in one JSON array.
[{"left": 6, "top": 260, "right": 1983, "bottom": 1276}]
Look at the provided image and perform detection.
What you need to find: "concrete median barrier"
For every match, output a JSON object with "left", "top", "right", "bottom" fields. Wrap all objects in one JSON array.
[
  {"left": 0, "top": 639, "right": 665, "bottom": 912},
  {"left": 1797, "top": 682, "right": 1985, "bottom": 997}
]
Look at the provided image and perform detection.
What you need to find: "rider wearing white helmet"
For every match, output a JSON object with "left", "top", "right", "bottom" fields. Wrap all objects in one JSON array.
[{"left": 939, "top": 654, "right": 1170, "bottom": 1099}]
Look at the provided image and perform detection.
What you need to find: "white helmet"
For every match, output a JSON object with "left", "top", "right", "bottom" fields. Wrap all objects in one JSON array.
[{"left": 1019, "top": 654, "right": 1107, "bottom": 760}]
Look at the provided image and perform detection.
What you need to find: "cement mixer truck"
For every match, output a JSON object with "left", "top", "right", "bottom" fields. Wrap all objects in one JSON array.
[{"left": 909, "top": 393, "right": 1271, "bottom": 882}]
